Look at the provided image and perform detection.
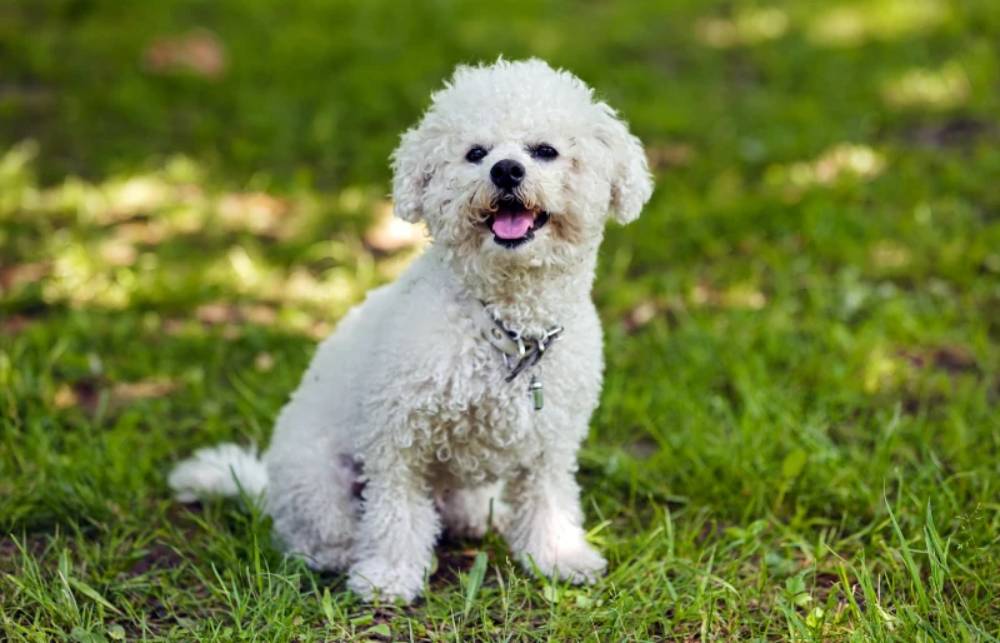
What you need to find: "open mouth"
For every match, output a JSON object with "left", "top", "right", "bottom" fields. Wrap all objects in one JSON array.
[{"left": 484, "top": 196, "right": 550, "bottom": 248}]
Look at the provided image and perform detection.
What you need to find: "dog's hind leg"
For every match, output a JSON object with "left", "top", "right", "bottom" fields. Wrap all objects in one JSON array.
[
  {"left": 262, "top": 321, "right": 371, "bottom": 571},
  {"left": 265, "top": 446, "right": 360, "bottom": 571}
]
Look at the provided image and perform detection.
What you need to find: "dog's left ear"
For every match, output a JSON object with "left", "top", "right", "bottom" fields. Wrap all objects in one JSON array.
[
  {"left": 596, "top": 103, "right": 653, "bottom": 224},
  {"left": 390, "top": 125, "right": 431, "bottom": 223}
]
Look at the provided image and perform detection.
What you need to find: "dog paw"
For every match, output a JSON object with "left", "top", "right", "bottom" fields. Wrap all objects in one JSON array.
[
  {"left": 520, "top": 536, "right": 607, "bottom": 584},
  {"left": 347, "top": 558, "right": 425, "bottom": 603},
  {"left": 296, "top": 542, "right": 352, "bottom": 572}
]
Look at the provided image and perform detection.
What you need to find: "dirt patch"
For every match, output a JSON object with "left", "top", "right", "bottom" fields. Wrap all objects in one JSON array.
[
  {"left": 897, "top": 345, "right": 979, "bottom": 375},
  {"left": 626, "top": 434, "right": 661, "bottom": 460},
  {"left": 0, "top": 533, "right": 49, "bottom": 566},
  {"left": 695, "top": 520, "right": 727, "bottom": 545},
  {"left": 429, "top": 536, "right": 489, "bottom": 590},
  {"left": 126, "top": 542, "right": 185, "bottom": 577},
  {"left": 1, "top": 314, "right": 36, "bottom": 335},
  {"left": 0, "top": 261, "right": 49, "bottom": 291},
  {"left": 901, "top": 117, "right": 995, "bottom": 148}
]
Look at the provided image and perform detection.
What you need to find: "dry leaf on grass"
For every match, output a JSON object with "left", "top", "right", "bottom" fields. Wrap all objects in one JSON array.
[
  {"left": 1, "top": 315, "right": 35, "bottom": 335},
  {"left": 0, "top": 262, "right": 49, "bottom": 291},
  {"left": 898, "top": 346, "right": 978, "bottom": 374},
  {"left": 110, "top": 378, "right": 180, "bottom": 405},
  {"left": 254, "top": 352, "right": 275, "bottom": 372},
  {"left": 217, "top": 192, "right": 292, "bottom": 236},
  {"left": 53, "top": 383, "right": 80, "bottom": 409},
  {"left": 646, "top": 143, "right": 695, "bottom": 171},
  {"left": 144, "top": 29, "right": 226, "bottom": 78},
  {"left": 622, "top": 300, "right": 659, "bottom": 334},
  {"left": 113, "top": 221, "right": 171, "bottom": 245},
  {"left": 364, "top": 200, "right": 427, "bottom": 253},
  {"left": 195, "top": 302, "right": 278, "bottom": 326},
  {"left": 99, "top": 239, "right": 139, "bottom": 267}
]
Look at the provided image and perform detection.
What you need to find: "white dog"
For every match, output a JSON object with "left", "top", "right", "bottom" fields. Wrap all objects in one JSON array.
[{"left": 169, "top": 58, "right": 652, "bottom": 602}]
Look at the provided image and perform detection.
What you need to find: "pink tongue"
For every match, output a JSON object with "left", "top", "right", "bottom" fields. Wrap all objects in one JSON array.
[{"left": 491, "top": 211, "right": 535, "bottom": 239}]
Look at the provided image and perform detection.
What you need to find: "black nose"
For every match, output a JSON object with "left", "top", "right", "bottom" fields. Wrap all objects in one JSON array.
[{"left": 490, "top": 159, "right": 525, "bottom": 190}]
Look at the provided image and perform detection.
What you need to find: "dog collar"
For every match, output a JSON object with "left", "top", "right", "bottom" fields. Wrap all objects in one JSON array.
[{"left": 479, "top": 304, "right": 562, "bottom": 410}]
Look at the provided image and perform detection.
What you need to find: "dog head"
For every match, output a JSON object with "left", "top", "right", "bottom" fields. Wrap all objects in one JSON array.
[{"left": 391, "top": 59, "right": 652, "bottom": 273}]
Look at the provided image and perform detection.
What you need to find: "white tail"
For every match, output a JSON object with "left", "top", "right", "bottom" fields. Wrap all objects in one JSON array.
[{"left": 168, "top": 443, "right": 268, "bottom": 503}]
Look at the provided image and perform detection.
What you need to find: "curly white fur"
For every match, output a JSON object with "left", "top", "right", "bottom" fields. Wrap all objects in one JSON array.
[{"left": 169, "top": 58, "right": 652, "bottom": 602}]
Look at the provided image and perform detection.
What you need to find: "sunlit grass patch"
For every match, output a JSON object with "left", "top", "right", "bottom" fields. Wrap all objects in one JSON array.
[
  {"left": 764, "top": 143, "right": 886, "bottom": 197},
  {"left": 806, "top": 0, "right": 950, "bottom": 47},
  {"left": 688, "top": 280, "right": 767, "bottom": 311},
  {"left": 868, "top": 239, "right": 911, "bottom": 271},
  {"left": 695, "top": 6, "right": 789, "bottom": 49},
  {"left": 882, "top": 62, "right": 970, "bottom": 111},
  {"left": 1, "top": 143, "right": 423, "bottom": 326}
]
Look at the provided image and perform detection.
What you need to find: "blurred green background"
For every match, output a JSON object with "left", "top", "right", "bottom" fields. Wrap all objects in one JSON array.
[{"left": 2, "top": 0, "right": 999, "bottom": 640}]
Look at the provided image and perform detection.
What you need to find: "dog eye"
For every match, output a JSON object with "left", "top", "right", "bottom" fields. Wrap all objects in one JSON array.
[
  {"left": 529, "top": 144, "right": 559, "bottom": 160},
  {"left": 465, "top": 145, "right": 488, "bottom": 163}
]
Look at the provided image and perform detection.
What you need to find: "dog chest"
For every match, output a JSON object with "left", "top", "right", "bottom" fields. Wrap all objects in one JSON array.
[{"left": 421, "top": 370, "right": 546, "bottom": 483}]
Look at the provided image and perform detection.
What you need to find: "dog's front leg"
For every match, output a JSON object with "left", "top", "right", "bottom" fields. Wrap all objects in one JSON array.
[
  {"left": 347, "top": 452, "right": 440, "bottom": 603},
  {"left": 503, "top": 450, "right": 606, "bottom": 584}
]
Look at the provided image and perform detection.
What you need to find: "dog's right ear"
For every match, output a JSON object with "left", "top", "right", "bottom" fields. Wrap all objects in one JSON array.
[
  {"left": 594, "top": 103, "right": 653, "bottom": 225},
  {"left": 390, "top": 125, "right": 431, "bottom": 223}
]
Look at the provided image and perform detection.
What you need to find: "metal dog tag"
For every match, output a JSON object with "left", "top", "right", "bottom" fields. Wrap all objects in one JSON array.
[{"left": 528, "top": 375, "right": 544, "bottom": 411}]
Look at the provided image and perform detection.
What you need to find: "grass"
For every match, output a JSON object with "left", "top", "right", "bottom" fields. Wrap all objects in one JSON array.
[{"left": 2, "top": 0, "right": 1000, "bottom": 639}]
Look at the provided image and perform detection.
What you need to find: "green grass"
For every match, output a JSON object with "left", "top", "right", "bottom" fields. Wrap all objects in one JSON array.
[{"left": 3, "top": 0, "right": 1000, "bottom": 639}]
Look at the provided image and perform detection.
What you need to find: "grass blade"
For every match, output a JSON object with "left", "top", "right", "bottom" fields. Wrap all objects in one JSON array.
[{"left": 463, "top": 551, "right": 488, "bottom": 619}]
